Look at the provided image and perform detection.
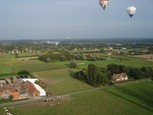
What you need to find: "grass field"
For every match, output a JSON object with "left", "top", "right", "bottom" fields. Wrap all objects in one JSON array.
[
  {"left": 33, "top": 69, "right": 93, "bottom": 95},
  {"left": 1, "top": 53, "right": 153, "bottom": 77},
  {"left": 0, "top": 80, "right": 153, "bottom": 115},
  {"left": 76, "top": 55, "right": 153, "bottom": 68},
  {"left": 104, "top": 80, "right": 153, "bottom": 112},
  {"left": 0, "top": 64, "right": 13, "bottom": 74}
]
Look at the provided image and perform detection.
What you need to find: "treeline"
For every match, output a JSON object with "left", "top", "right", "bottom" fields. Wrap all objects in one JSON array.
[
  {"left": 39, "top": 51, "right": 106, "bottom": 63},
  {"left": 75, "top": 53, "right": 106, "bottom": 61},
  {"left": 107, "top": 64, "right": 153, "bottom": 79},
  {"left": 74, "top": 64, "right": 153, "bottom": 87},
  {"left": 38, "top": 51, "right": 74, "bottom": 63}
]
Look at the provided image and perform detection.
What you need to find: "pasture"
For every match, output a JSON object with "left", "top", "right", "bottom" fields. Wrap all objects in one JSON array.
[{"left": 0, "top": 80, "right": 153, "bottom": 115}]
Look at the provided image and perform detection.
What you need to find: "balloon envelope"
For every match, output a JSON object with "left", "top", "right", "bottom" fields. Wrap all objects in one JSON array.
[
  {"left": 127, "top": 6, "right": 136, "bottom": 17},
  {"left": 99, "top": 0, "right": 109, "bottom": 10}
]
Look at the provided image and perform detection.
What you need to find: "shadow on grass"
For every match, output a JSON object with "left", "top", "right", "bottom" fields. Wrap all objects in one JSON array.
[{"left": 104, "top": 86, "right": 153, "bottom": 112}]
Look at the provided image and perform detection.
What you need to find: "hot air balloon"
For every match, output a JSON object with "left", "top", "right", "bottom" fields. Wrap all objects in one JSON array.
[
  {"left": 99, "top": 0, "right": 109, "bottom": 10},
  {"left": 127, "top": 6, "right": 136, "bottom": 18}
]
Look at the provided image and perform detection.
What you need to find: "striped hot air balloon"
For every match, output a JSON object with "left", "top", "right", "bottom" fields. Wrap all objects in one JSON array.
[{"left": 99, "top": 0, "right": 109, "bottom": 10}]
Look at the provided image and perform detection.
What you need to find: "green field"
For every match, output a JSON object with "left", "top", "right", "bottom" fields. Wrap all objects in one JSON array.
[
  {"left": 104, "top": 80, "right": 153, "bottom": 112},
  {"left": 1, "top": 53, "right": 153, "bottom": 77},
  {"left": 33, "top": 69, "right": 93, "bottom": 95},
  {"left": 1, "top": 53, "right": 153, "bottom": 115},
  {"left": 0, "top": 80, "right": 153, "bottom": 115}
]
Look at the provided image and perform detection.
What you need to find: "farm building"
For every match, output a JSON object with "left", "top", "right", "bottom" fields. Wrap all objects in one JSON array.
[
  {"left": 22, "top": 78, "right": 46, "bottom": 96},
  {"left": 0, "top": 78, "right": 46, "bottom": 100},
  {"left": 27, "top": 81, "right": 40, "bottom": 97},
  {"left": 112, "top": 73, "right": 128, "bottom": 82}
]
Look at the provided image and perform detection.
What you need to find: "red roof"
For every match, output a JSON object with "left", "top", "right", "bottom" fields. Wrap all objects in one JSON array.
[
  {"left": 27, "top": 81, "right": 39, "bottom": 93},
  {"left": 11, "top": 92, "right": 20, "bottom": 100}
]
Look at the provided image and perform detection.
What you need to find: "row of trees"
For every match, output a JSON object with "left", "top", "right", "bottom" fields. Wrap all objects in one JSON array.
[
  {"left": 74, "top": 64, "right": 153, "bottom": 87},
  {"left": 107, "top": 64, "right": 153, "bottom": 80},
  {"left": 39, "top": 51, "right": 107, "bottom": 63},
  {"left": 39, "top": 51, "right": 73, "bottom": 63}
]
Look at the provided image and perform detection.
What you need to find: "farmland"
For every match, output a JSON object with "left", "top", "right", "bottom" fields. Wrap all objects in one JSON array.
[
  {"left": 1, "top": 53, "right": 153, "bottom": 77},
  {"left": 1, "top": 41, "right": 153, "bottom": 115},
  {"left": 33, "top": 69, "right": 92, "bottom": 95},
  {"left": 0, "top": 80, "right": 153, "bottom": 115}
]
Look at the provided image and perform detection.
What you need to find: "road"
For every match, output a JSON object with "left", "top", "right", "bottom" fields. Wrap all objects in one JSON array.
[{"left": 0, "top": 85, "right": 112, "bottom": 108}]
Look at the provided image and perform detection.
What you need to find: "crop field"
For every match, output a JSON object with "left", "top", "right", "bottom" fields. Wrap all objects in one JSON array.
[{"left": 0, "top": 80, "right": 153, "bottom": 115}]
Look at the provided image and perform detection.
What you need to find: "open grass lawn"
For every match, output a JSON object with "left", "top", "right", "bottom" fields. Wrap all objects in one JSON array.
[{"left": 1, "top": 80, "right": 153, "bottom": 115}]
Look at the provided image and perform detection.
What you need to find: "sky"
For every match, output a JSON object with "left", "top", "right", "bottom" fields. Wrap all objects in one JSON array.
[{"left": 0, "top": 0, "right": 153, "bottom": 40}]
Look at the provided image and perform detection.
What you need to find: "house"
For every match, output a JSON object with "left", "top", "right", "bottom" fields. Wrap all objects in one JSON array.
[
  {"left": 22, "top": 78, "right": 46, "bottom": 96},
  {"left": 0, "top": 85, "right": 17, "bottom": 100},
  {"left": 3, "top": 85, "right": 17, "bottom": 95},
  {"left": 11, "top": 92, "right": 20, "bottom": 100},
  {"left": 112, "top": 73, "right": 128, "bottom": 82}
]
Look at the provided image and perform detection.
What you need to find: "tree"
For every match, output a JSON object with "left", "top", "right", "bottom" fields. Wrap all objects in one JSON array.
[
  {"left": 15, "top": 52, "right": 19, "bottom": 58},
  {"left": 9, "top": 95, "right": 13, "bottom": 101},
  {"left": 69, "top": 60, "right": 77, "bottom": 68},
  {"left": 17, "top": 70, "right": 30, "bottom": 76},
  {"left": 95, "top": 73, "right": 102, "bottom": 87},
  {"left": 128, "top": 68, "right": 142, "bottom": 79},
  {"left": 107, "top": 64, "right": 126, "bottom": 75},
  {"left": 87, "top": 64, "right": 98, "bottom": 86}
]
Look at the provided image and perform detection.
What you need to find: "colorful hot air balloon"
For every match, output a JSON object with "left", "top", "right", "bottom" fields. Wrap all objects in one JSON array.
[
  {"left": 127, "top": 6, "right": 136, "bottom": 18},
  {"left": 99, "top": 0, "right": 109, "bottom": 10}
]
